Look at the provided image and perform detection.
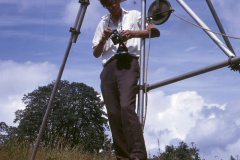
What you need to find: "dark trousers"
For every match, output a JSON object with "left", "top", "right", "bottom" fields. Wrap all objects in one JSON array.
[{"left": 100, "top": 55, "right": 147, "bottom": 160}]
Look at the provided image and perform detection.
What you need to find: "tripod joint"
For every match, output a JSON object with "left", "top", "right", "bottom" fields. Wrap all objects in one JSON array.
[
  {"left": 79, "top": 0, "right": 90, "bottom": 5},
  {"left": 138, "top": 83, "right": 149, "bottom": 93},
  {"left": 69, "top": 27, "right": 81, "bottom": 35}
]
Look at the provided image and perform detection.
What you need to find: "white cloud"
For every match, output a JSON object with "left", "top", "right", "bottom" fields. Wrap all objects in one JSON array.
[
  {"left": 144, "top": 90, "right": 204, "bottom": 150},
  {"left": 144, "top": 90, "right": 240, "bottom": 159},
  {"left": 0, "top": 60, "right": 57, "bottom": 127}
]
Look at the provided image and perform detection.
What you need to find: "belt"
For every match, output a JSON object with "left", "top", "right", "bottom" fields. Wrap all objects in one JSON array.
[{"left": 105, "top": 54, "right": 138, "bottom": 66}]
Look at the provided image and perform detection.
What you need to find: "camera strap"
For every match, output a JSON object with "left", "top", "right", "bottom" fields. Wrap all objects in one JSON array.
[{"left": 108, "top": 9, "right": 123, "bottom": 30}]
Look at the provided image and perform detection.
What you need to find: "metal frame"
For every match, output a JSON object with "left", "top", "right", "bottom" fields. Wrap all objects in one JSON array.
[
  {"left": 138, "top": 0, "right": 146, "bottom": 127},
  {"left": 176, "top": 0, "right": 235, "bottom": 58},
  {"left": 31, "top": 0, "right": 239, "bottom": 159},
  {"left": 30, "top": 1, "right": 89, "bottom": 160},
  {"left": 147, "top": 56, "right": 240, "bottom": 91},
  {"left": 205, "top": 0, "right": 235, "bottom": 55},
  {"left": 145, "top": 0, "right": 240, "bottom": 90},
  {"left": 146, "top": 0, "right": 239, "bottom": 90}
]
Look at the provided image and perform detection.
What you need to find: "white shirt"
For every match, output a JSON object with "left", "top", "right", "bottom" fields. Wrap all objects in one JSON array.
[{"left": 92, "top": 8, "right": 145, "bottom": 66}]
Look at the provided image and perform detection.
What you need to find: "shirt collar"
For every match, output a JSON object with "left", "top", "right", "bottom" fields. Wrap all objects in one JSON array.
[{"left": 102, "top": 8, "right": 129, "bottom": 21}]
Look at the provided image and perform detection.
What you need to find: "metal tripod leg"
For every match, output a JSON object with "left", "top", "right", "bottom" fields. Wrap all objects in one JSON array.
[
  {"left": 176, "top": 0, "right": 235, "bottom": 58},
  {"left": 30, "top": 1, "right": 90, "bottom": 160},
  {"left": 205, "top": 0, "right": 235, "bottom": 55}
]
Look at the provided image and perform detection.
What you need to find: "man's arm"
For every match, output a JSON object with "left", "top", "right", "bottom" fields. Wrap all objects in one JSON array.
[
  {"left": 93, "top": 42, "right": 105, "bottom": 58},
  {"left": 93, "top": 24, "right": 160, "bottom": 58},
  {"left": 121, "top": 24, "right": 160, "bottom": 40},
  {"left": 93, "top": 27, "right": 113, "bottom": 58}
]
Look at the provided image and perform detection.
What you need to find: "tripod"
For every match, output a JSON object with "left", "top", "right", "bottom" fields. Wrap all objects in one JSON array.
[{"left": 30, "top": 1, "right": 90, "bottom": 159}]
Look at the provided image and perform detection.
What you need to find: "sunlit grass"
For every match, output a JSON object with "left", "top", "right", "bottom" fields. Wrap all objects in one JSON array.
[
  {"left": 0, "top": 137, "right": 204, "bottom": 160},
  {"left": 0, "top": 138, "right": 116, "bottom": 160}
]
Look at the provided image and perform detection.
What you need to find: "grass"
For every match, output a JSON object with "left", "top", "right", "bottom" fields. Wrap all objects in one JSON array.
[
  {"left": 0, "top": 138, "right": 116, "bottom": 160},
  {"left": 0, "top": 138, "right": 201, "bottom": 160}
]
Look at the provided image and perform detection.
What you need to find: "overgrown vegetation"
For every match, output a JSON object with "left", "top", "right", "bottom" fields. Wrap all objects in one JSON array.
[
  {"left": 0, "top": 80, "right": 113, "bottom": 155},
  {"left": 1, "top": 136, "right": 238, "bottom": 160},
  {"left": 0, "top": 137, "right": 116, "bottom": 160},
  {"left": 149, "top": 141, "right": 200, "bottom": 160}
]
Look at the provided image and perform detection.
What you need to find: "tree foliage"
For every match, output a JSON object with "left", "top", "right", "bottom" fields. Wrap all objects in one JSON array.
[
  {"left": 151, "top": 141, "right": 201, "bottom": 160},
  {"left": 9, "top": 80, "right": 109, "bottom": 152},
  {"left": 0, "top": 122, "right": 20, "bottom": 144}
]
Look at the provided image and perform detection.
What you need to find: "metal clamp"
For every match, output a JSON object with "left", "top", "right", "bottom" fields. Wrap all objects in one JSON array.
[
  {"left": 69, "top": 27, "right": 80, "bottom": 35},
  {"left": 138, "top": 83, "right": 149, "bottom": 93},
  {"left": 228, "top": 56, "right": 233, "bottom": 66},
  {"left": 228, "top": 56, "right": 240, "bottom": 73},
  {"left": 79, "top": 0, "right": 90, "bottom": 5}
]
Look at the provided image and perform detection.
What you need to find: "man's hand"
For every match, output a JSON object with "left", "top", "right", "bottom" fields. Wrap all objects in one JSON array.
[
  {"left": 101, "top": 27, "right": 113, "bottom": 43},
  {"left": 120, "top": 30, "right": 135, "bottom": 42},
  {"left": 93, "top": 27, "right": 113, "bottom": 58},
  {"left": 120, "top": 24, "right": 160, "bottom": 41}
]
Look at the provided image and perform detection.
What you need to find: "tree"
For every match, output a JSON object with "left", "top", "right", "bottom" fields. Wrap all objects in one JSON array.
[
  {"left": 0, "top": 122, "right": 8, "bottom": 144},
  {"left": 13, "top": 80, "right": 109, "bottom": 153},
  {"left": 157, "top": 141, "right": 201, "bottom": 160},
  {"left": 0, "top": 122, "right": 8, "bottom": 134},
  {"left": 0, "top": 122, "right": 21, "bottom": 144}
]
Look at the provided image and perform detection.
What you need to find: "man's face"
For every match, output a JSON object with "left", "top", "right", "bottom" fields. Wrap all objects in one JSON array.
[{"left": 104, "top": 0, "right": 121, "bottom": 16}]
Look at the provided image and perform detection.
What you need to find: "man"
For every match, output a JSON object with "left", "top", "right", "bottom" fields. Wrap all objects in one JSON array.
[{"left": 92, "top": 0, "right": 160, "bottom": 159}]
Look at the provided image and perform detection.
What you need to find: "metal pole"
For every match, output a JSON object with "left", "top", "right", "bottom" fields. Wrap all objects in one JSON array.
[
  {"left": 147, "top": 56, "right": 240, "bottom": 91},
  {"left": 30, "top": 35, "right": 73, "bottom": 160},
  {"left": 176, "top": 0, "right": 235, "bottom": 58},
  {"left": 205, "top": 0, "right": 235, "bottom": 55},
  {"left": 72, "top": 4, "right": 84, "bottom": 43},
  {"left": 138, "top": 0, "right": 146, "bottom": 126},
  {"left": 99, "top": 56, "right": 240, "bottom": 106},
  {"left": 30, "top": 1, "right": 90, "bottom": 160},
  {"left": 73, "top": 0, "right": 89, "bottom": 43}
]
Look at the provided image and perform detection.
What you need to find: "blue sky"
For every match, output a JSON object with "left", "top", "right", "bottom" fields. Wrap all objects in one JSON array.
[{"left": 1, "top": 0, "right": 240, "bottom": 159}]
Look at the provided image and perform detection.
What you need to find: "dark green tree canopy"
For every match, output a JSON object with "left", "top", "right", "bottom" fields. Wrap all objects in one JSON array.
[
  {"left": 151, "top": 141, "right": 201, "bottom": 160},
  {"left": 13, "top": 80, "right": 109, "bottom": 152}
]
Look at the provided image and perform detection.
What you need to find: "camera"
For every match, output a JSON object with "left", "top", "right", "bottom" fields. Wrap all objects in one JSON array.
[
  {"left": 111, "top": 29, "right": 125, "bottom": 45},
  {"left": 110, "top": 29, "right": 129, "bottom": 55}
]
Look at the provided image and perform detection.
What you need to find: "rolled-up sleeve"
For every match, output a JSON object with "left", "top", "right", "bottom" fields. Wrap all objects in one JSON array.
[
  {"left": 136, "top": 11, "right": 148, "bottom": 29},
  {"left": 92, "top": 21, "right": 103, "bottom": 49}
]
